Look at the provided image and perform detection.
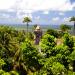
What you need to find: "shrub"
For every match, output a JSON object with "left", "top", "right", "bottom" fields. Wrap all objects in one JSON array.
[
  {"left": 21, "top": 39, "right": 40, "bottom": 72},
  {"left": 63, "top": 33, "right": 74, "bottom": 51},
  {"left": 60, "top": 24, "right": 71, "bottom": 32},
  {"left": 46, "top": 29, "right": 59, "bottom": 38},
  {"left": 51, "top": 62, "right": 66, "bottom": 75}
]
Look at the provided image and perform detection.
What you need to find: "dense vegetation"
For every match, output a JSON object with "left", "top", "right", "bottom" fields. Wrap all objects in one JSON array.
[{"left": 0, "top": 25, "right": 75, "bottom": 75}]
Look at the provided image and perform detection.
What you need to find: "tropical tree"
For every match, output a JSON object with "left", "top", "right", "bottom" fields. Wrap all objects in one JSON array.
[
  {"left": 23, "top": 17, "right": 32, "bottom": 35},
  {"left": 70, "top": 16, "right": 75, "bottom": 28},
  {"left": 40, "top": 34, "right": 56, "bottom": 57},
  {"left": 46, "top": 29, "right": 59, "bottom": 38},
  {"left": 33, "top": 24, "right": 38, "bottom": 29},
  {"left": 70, "top": 16, "right": 75, "bottom": 35},
  {"left": 60, "top": 24, "right": 71, "bottom": 32}
]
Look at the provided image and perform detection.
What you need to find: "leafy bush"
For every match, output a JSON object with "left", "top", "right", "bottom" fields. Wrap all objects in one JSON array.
[
  {"left": 0, "top": 25, "right": 75, "bottom": 75},
  {"left": 40, "top": 34, "right": 56, "bottom": 57},
  {"left": 0, "top": 58, "right": 6, "bottom": 69},
  {"left": 51, "top": 62, "right": 66, "bottom": 75},
  {"left": 10, "top": 70, "right": 19, "bottom": 75},
  {"left": 28, "top": 32, "right": 34, "bottom": 40},
  {"left": 21, "top": 39, "right": 40, "bottom": 72},
  {"left": 63, "top": 33, "right": 74, "bottom": 52},
  {"left": 60, "top": 24, "right": 71, "bottom": 32},
  {"left": 0, "top": 70, "right": 5, "bottom": 75},
  {"left": 46, "top": 29, "right": 59, "bottom": 38},
  {"left": 0, "top": 70, "right": 19, "bottom": 75}
]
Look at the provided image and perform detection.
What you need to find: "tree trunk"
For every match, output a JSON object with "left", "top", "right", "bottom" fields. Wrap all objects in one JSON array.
[
  {"left": 74, "top": 21, "right": 75, "bottom": 29},
  {"left": 74, "top": 21, "right": 75, "bottom": 35},
  {"left": 27, "top": 22, "right": 28, "bottom": 37},
  {"left": 73, "top": 60, "right": 75, "bottom": 71},
  {"left": 27, "top": 22, "right": 28, "bottom": 33}
]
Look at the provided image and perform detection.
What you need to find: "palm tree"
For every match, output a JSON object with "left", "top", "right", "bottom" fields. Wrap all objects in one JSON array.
[
  {"left": 12, "top": 48, "right": 28, "bottom": 74},
  {"left": 23, "top": 17, "right": 32, "bottom": 35},
  {"left": 70, "top": 16, "right": 75, "bottom": 35},
  {"left": 70, "top": 16, "right": 75, "bottom": 28}
]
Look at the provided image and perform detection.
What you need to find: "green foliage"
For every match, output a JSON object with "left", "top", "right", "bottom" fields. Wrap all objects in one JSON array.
[
  {"left": 39, "top": 32, "right": 75, "bottom": 74},
  {"left": 68, "top": 71, "right": 75, "bottom": 75},
  {"left": 46, "top": 29, "right": 59, "bottom": 38},
  {"left": 16, "top": 30, "right": 26, "bottom": 43},
  {"left": 60, "top": 24, "right": 71, "bottom": 32},
  {"left": 70, "top": 16, "right": 75, "bottom": 22},
  {"left": 38, "top": 56, "right": 67, "bottom": 75},
  {"left": 70, "top": 50, "right": 75, "bottom": 61},
  {"left": 51, "top": 62, "right": 66, "bottom": 75},
  {"left": 0, "top": 26, "right": 26, "bottom": 74},
  {"left": 54, "top": 45, "right": 70, "bottom": 69},
  {"left": 23, "top": 17, "right": 32, "bottom": 23},
  {"left": 0, "top": 70, "right": 19, "bottom": 75},
  {"left": 40, "top": 34, "right": 55, "bottom": 49},
  {"left": 0, "top": 25, "right": 75, "bottom": 75},
  {"left": 40, "top": 34, "right": 56, "bottom": 57},
  {"left": 63, "top": 33, "right": 74, "bottom": 50},
  {"left": 54, "top": 45, "right": 70, "bottom": 56},
  {"left": 23, "top": 17, "right": 32, "bottom": 34},
  {"left": 39, "top": 34, "right": 68, "bottom": 74},
  {"left": 10, "top": 70, "right": 19, "bottom": 75},
  {"left": 0, "top": 58, "right": 6, "bottom": 69},
  {"left": 21, "top": 39, "right": 40, "bottom": 71},
  {"left": 0, "top": 26, "right": 26, "bottom": 61},
  {"left": 0, "top": 70, "right": 5, "bottom": 75},
  {"left": 69, "top": 50, "right": 75, "bottom": 71},
  {"left": 70, "top": 16, "right": 75, "bottom": 35},
  {"left": 2, "top": 72, "right": 10, "bottom": 75},
  {"left": 0, "top": 26, "right": 18, "bottom": 58},
  {"left": 33, "top": 24, "right": 38, "bottom": 29},
  {"left": 27, "top": 32, "right": 34, "bottom": 40}
]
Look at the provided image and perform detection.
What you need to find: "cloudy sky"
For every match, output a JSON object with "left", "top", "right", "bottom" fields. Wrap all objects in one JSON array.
[{"left": 0, "top": 0, "right": 75, "bottom": 25}]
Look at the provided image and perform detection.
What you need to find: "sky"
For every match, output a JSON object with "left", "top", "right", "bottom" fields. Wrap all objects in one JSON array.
[{"left": 0, "top": 0, "right": 75, "bottom": 25}]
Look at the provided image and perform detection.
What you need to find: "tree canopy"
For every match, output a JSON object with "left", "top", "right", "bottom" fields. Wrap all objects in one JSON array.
[
  {"left": 23, "top": 17, "right": 32, "bottom": 23},
  {"left": 0, "top": 25, "right": 75, "bottom": 75},
  {"left": 70, "top": 16, "right": 75, "bottom": 22},
  {"left": 60, "top": 24, "right": 71, "bottom": 32}
]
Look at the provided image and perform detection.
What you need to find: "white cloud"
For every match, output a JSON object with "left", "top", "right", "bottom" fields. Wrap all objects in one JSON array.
[
  {"left": 63, "top": 17, "right": 71, "bottom": 22},
  {"left": 58, "top": 1, "right": 74, "bottom": 11},
  {"left": 2, "top": 14, "right": 10, "bottom": 18},
  {"left": 0, "top": 0, "right": 16, "bottom": 9},
  {"left": 43, "top": 11, "right": 49, "bottom": 14},
  {"left": 72, "top": 2, "right": 75, "bottom": 9},
  {"left": 0, "top": 0, "right": 74, "bottom": 12},
  {"left": 17, "top": 13, "right": 33, "bottom": 19},
  {"left": 17, "top": 0, "right": 75, "bottom": 11},
  {"left": 62, "top": 17, "right": 74, "bottom": 25},
  {"left": 0, "top": 0, "right": 75, "bottom": 21},
  {"left": 59, "top": 12, "right": 65, "bottom": 16},
  {"left": 0, "top": 13, "right": 10, "bottom": 19},
  {"left": 52, "top": 17, "right": 60, "bottom": 21}
]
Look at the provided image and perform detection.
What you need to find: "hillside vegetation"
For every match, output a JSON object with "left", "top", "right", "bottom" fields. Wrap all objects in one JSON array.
[{"left": 0, "top": 25, "right": 75, "bottom": 75}]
